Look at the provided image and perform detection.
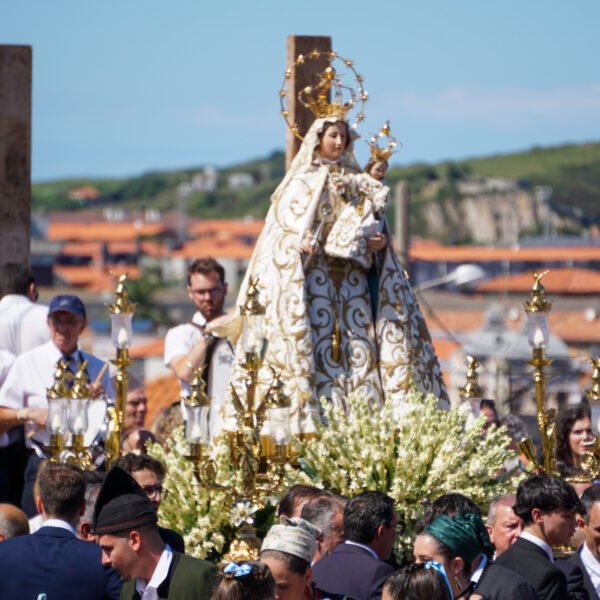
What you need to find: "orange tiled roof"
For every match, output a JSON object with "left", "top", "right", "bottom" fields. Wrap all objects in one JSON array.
[
  {"left": 174, "top": 239, "right": 254, "bottom": 260},
  {"left": 54, "top": 265, "right": 140, "bottom": 291},
  {"left": 477, "top": 268, "right": 600, "bottom": 295},
  {"left": 68, "top": 186, "right": 100, "bottom": 200},
  {"left": 130, "top": 337, "right": 165, "bottom": 359},
  {"left": 49, "top": 222, "right": 168, "bottom": 242},
  {"left": 425, "top": 309, "right": 600, "bottom": 344},
  {"left": 188, "top": 219, "right": 265, "bottom": 238},
  {"left": 145, "top": 374, "right": 181, "bottom": 426},
  {"left": 410, "top": 244, "right": 600, "bottom": 263}
]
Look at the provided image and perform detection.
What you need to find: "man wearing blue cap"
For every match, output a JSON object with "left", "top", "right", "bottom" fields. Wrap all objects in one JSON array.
[{"left": 0, "top": 294, "right": 113, "bottom": 516}]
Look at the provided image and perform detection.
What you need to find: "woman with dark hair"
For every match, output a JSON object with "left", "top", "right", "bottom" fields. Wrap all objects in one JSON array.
[
  {"left": 555, "top": 403, "right": 595, "bottom": 478},
  {"left": 260, "top": 517, "right": 320, "bottom": 600},
  {"left": 413, "top": 512, "right": 493, "bottom": 600},
  {"left": 210, "top": 560, "right": 275, "bottom": 600},
  {"left": 383, "top": 562, "right": 453, "bottom": 600}
]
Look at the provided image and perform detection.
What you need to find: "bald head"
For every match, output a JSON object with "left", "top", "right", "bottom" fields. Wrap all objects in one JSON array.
[{"left": 0, "top": 504, "right": 29, "bottom": 541}]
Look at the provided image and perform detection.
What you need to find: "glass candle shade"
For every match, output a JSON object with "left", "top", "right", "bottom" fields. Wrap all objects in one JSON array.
[
  {"left": 241, "top": 313, "right": 265, "bottom": 355},
  {"left": 68, "top": 398, "right": 89, "bottom": 435},
  {"left": 47, "top": 397, "right": 68, "bottom": 435},
  {"left": 185, "top": 404, "right": 210, "bottom": 445},
  {"left": 268, "top": 406, "right": 291, "bottom": 445},
  {"left": 526, "top": 311, "right": 550, "bottom": 349},
  {"left": 110, "top": 312, "right": 133, "bottom": 349}
]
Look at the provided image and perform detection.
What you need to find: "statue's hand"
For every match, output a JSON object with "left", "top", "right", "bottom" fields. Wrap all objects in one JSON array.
[{"left": 367, "top": 233, "right": 387, "bottom": 251}]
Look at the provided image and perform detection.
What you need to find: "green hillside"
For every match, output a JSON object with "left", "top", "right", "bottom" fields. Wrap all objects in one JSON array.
[{"left": 33, "top": 142, "right": 600, "bottom": 229}]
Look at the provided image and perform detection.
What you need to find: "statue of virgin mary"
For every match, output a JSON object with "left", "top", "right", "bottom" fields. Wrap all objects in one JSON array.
[{"left": 225, "top": 60, "right": 448, "bottom": 433}]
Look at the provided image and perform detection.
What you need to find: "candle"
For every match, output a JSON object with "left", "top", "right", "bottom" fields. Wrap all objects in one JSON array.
[
  {"left": 533, "top": 326, "right": 546, "bottom": 348},
  {"left": 189, "top": 420, "right": 203, "bottom": 443},
  {"left": 73, "top": 413, "right": 86, "bottom": 434},
  {"left": 117, "top": 326, "right": 130, "bottom": 348},
  {"left": 51, "top": 412, "right": 62, "bottom": 433}
]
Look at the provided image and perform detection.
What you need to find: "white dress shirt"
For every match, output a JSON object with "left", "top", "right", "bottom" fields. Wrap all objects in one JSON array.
[
  {"left": 0, "top": 340, "right": 114, "bottom": 448},
  {"left": 41, "top": 518, "right": 77, "bottom": 536},
  {"left": 520, "top": 529, "right": 554, "bottom": 562},
  {"left": 581, "top": 544, "right": 600, "bottom": 597},
  {"left": 0, "top": 294, "right": 49, "bottom": 355},
  {"left": 135, "top": 545, "right": 173, "bottom": 600}
]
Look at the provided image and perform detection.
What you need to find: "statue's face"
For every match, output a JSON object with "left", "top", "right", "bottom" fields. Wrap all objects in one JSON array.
[
  {"left": 369, "top": 161, "right": 388, "bottom": 181},
  {"left": 319, "top": 123, "right": 347, "bottom": 161}
]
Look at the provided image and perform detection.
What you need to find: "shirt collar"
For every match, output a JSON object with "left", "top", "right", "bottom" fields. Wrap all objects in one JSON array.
[
  {"left": 192, "top": 312, "right": 207, "bottom": 327},
  {"left": 521, "top": 529, "right": 554, "bottom": 562},
  {"left": 344, "top": 540, "right": 379, "bottom": 560},
  {"left": 470, "top": 554, "right": 487, "bottom": 584},
  {"left": 135, "top": 545, "right": 173, "bottom": 598},
  {"left": 581, "top": 543, "right": 600, "bottom": 577},
  {"left": 40, "top": 518, "right": 77, "bottom": 535},
  {"left": 0, "top": 294, "right": 32, "bottom": 307}
]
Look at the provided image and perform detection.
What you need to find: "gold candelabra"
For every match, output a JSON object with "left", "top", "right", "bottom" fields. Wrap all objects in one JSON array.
[
  {"left": 183, "top": 277, "right": 295, "bottom": 560},
  {"left": 105, "top": 274, "right": 136, "bottom": 470},
  {"left": 44, "top": 359, "right": 93, "bottom": 469},
  {"left": 517, "top": 272, "right": 556, "bottom": 474},
  {"left": 458, "top": 355, "right": 484, "bottom": 417}
]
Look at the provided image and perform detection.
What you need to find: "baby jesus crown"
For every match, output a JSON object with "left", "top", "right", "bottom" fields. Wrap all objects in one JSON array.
[{"left": 367, "top": 121, "right": 398, "bottom": 162}]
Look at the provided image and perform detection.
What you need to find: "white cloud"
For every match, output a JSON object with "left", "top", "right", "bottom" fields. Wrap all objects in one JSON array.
[{"left": 388, "top": 83, "right": 600, "bottom": 129}]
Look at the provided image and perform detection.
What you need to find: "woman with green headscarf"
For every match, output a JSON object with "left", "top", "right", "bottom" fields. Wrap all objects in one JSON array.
[{"left": 413, "top": 512, "right": 493, "bottom": 599}]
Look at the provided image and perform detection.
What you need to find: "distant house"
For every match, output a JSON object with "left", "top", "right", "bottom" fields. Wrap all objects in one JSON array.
[
  {"left": 227, "top": 172, "right": 255, "bottom": 190},
  {"left": 68, "top": 185, "right": 101, "bottom": 202}
]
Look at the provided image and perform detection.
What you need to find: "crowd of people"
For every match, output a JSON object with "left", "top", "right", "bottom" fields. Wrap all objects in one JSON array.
[{"left": 1, "top": 460, "right": 600, "bottom": 600}]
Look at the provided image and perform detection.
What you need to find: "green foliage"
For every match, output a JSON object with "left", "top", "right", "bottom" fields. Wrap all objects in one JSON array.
[{"left": 32, "top": 143, "right": 600, "bottom": 227}]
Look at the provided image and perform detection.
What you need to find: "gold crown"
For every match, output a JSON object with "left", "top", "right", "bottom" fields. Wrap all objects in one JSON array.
[
  {"left": 367, "top": 121, "right": 398, "bottom": 162},
  {"left": 280, "top": 49, "right": 368, "bottom": 140}
]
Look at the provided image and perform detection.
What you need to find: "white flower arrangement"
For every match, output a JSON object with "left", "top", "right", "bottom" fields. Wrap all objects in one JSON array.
[
  {"left": 150, "top": 389, "right": 518, "bottom": 561},
  {"left": 295, "top": 389, "right": 519, "bottom": 556},
  {"left": 148, "top": 426, "right": 307, "bottom": 559}
]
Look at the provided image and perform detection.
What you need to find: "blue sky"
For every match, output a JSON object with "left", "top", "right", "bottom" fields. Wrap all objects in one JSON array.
[{"left": 2, "top": 1, "right": 600, "bottom": 181}]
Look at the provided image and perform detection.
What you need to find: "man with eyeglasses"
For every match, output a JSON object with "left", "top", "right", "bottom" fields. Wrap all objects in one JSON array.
[
  {"left": 0, "top": 294, "right": 113, "bottom": 516},
  {"left": 164, "top": 257, "right": 234, "bottom": 440},
  {"left": 114, "top": 453, "right": 185, "bottom": 553}
]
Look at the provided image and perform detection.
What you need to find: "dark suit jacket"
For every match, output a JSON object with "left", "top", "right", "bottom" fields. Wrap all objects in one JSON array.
[
  {"left": 0, "top": 525, "right": 121, "bottom": 600},
  {"left": 476, "top": 562, "right": 539, "bottom": 600},
  {"left": 120, "top": 552, "right": 216, "bottom": 600},
  {"left": 495, "top": 536, "right": 568, "bottom": 600},
  {"left": 556, "top": 556, "right": 591, "bottom": 600},
  {"left": 312, "top": 543, "right": 395, "bottom": 600},
  {"left": 568, "top": 546, "right": 597, "bottom": 599}
]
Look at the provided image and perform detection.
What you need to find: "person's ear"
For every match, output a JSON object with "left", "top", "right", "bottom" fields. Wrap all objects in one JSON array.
[
  {"left": 450, "top": 556, "right": 464, "bottom": 578},
  {"left": 486, "top": 524, "right": 494, "bottom": 544},
  {"left": 129, "top": 530, "right": 142, "bottom": 552},
  {"left": 80, "top": 522, "right": 92, "bottom": 541},
  {"left": 531, "top": 507, "right": 544, "bottom": 527},
  {"left": 35, "top": 495, "right": 44, "bottom": 516},
  {"left": 27, "top": 282, "right": 38, "bottom": 302}
]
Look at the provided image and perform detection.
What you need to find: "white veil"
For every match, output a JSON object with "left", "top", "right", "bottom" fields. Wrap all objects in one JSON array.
[{"left": 271, "top": 117, "right": 361, "bottom": 206}]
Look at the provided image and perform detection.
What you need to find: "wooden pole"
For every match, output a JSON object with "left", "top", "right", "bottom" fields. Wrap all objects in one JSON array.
[
  {"left": 394, "top": 180, "right": 410, "bottom": 269},
  {"left": 0, "top": 45, "right": 32, "bottom": 287},
  {"left": 285, "top": 35, "right": 332, "bottom": 169}
]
